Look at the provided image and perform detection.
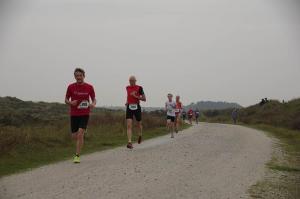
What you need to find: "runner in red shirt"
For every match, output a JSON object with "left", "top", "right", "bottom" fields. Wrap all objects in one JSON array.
[
  {"left": 175, "top": 95, "right": 183, "bottom": 133},
  {"left": 125, "top": 76, "right": 146, "bottom": 149},
  {"left": 188, "top": 109, "right": 194, "bottom": 125},
  {"left": 65, "top": 68, "right": 96, "bottom": 163}
]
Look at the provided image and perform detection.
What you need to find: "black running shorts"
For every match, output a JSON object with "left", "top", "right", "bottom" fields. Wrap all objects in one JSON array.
[
  {"left": 126, "top": 104, "right": 142, "bottom": 121},
  {"left": 70, "top": 115, "right": 90, "bottom": 133},
  {"left": 167, "top": 115, "right": 176, "bottom": 122}
]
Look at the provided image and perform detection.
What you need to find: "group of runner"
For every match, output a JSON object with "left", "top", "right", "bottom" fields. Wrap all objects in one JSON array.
[
  {"left": 165, "top": 94, "right": 183, "bottom": 138},
  {"left": 182, "top": 109, "right": 201, "bottom": 124},
  {"left": 65, "top": 68, "right": 199, "bottom": 163}
]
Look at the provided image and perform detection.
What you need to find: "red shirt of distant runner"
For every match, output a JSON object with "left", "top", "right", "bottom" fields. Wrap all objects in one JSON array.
[
  {"left": 188, "top": 109, "right": 194, "bottom": 117},
  {"left": 175, "top": 102, "right": 182, "bottom": 116},
  {"left": 66, "top": 83, "right": 95, "bottom": 116},
  {"left": 126, "top": 85, "right": 144, "bottom": 104}
]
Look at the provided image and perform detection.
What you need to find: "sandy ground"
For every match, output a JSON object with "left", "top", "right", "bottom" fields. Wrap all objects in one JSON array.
[{"left": 0, "top": 123, "right": 272, "bottom": 199}]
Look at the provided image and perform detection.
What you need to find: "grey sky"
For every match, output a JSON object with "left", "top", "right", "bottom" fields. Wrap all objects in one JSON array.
[{"left": 0, "top": 0, "right": 299, "bottom": 107}]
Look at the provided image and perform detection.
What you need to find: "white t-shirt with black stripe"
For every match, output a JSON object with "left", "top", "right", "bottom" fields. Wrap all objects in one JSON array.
[{"left": 165, "top": 101, "right": 176, "bottom": 117}]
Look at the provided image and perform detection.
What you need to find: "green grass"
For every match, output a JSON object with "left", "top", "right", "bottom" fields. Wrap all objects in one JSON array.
[
  {"left": 0, "top": 97, "right": 192, "bottom": 177},
  {"left": 247, "top": 126, "right": 300, "bottom": 199},
  {"left": 267, "top": 164, "right": 300, "bottom": 172}
]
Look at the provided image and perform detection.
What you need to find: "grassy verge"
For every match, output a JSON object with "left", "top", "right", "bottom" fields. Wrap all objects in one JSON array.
[
  {"left": 202, "top": 99, "right": 300, "bottom": 197},
  {"left": 203, "top": 116, "right": 300, "bottom": 198},
  {"left": 247, "top": 125, "right": 300, "bottom": 199},
  {"left": 0, "top": 111, "right": 189, "bottom": 178}
]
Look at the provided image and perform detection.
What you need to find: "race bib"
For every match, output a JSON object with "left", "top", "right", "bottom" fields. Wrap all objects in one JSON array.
[
  {"left": 168, "top": 109, "right": 174, "bottom": 115},
  {"left": 78, "top": 101, "right": 89, "bottom": 109},
  {"left": 175, "top": 109, "right": 180, "bottom": 113},
  {"left": 129, "top": 104, "right": 138, "bottom": 110}
]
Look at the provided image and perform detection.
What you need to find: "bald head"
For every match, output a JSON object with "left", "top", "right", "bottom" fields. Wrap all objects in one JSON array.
[{"left": 129, "top": 75, "right": 137, "bottom": 86}]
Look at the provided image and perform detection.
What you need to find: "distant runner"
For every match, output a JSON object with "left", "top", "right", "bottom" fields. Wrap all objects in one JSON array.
[
  {"left": 188, "top": 108, "right": 194, "bottom": 124},
  {"left": 165, "top": 94, "right": 176, "bottom": 138},
  {"left": 175, "top": 95, "right": 183, "bottom": 133},
  {"left": 232, "top": 108, "right": 238, "bottom": 124},
  {"left": 65, "top": 68, "right": 96, "bottom": 163},
  {"left": 125, "top": 76, "right": 146, "bottom": 149},
  {"left": 195, "top": 109, "right": 200, "bottom": 124}
]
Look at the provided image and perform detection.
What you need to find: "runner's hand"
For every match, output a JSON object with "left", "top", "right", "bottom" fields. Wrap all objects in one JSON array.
[
  {"left": 89, "top": 103, "right": 96, "bottom": 109},
  {"left": 131, "top": 91, "right": 140, "bottom": 99},
  {"left": 69, "top": 100, "right": 78, "bottom": 106}
]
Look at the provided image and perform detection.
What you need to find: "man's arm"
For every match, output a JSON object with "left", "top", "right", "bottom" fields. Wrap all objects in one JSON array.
[
  {"left": 133, "top": 87, "right": 146, "bottom": 102},
  {"left": 139, "top": 94, "right": 146, "bottom": 102},
  {"left": 65, "top": 97, "right": 71, "bottom": 105},
  {"left": 89, "top": 86, "right": 97, "bottom": 108},
  {"left": 65, "top": 86, "right": 77, "bottom": 106},
  {"left": 138, "top": 87, "right": 146, "bottom": 102},
  {"left": 89, "top": 99, "right": 97, "bottom": 108}
]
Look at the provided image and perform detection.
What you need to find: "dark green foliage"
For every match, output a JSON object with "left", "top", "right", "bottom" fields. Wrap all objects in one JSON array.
[
  {"left": 203, "top": 99, "right": 300, "bottom": 131},
  {"left": 185, "top": 101, "right": 242, "bottom": 111}
]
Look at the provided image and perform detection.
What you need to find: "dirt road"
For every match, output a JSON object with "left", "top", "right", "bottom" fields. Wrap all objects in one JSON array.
[{"left": 0, "top": 123, "right": 272, "bottom": 199}]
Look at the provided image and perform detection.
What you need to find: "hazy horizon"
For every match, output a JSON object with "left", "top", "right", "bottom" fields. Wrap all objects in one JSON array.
[{"left": 1, "top": 0, "right": 299, "bottom": 107}]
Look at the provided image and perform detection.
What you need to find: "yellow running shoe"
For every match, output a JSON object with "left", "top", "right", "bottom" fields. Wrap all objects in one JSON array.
[{"left": 73, "top": 155, "right": 80, "bottom": 164}]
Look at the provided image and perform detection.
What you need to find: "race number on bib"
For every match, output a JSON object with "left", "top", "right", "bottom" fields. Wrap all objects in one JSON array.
[
  {"left": 175, "top": 109, "right": 180, "bottom": 113},
  {"left": 129, "top": 104, "right": 138, "bottom": 110},
  {"left": 168, "top": 109, "right": 174, "bottom": 115},
  {"left": 78, "top": 101, "right": 89, "bottom": 109}
]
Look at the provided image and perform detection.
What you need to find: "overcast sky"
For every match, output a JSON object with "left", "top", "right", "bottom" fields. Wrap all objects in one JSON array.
[{"left": 0, "top": 0, "right": 299, "bottom": 107}]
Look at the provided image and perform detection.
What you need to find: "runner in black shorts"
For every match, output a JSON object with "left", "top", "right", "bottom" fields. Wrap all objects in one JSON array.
[
  {"left": 125, "top": 76, "right": 146, "bottom": 149},
  {"left": 167, "top": 115, "right": 176, "bottom": 122},
  {"left": 126, "top": 104, "right": 142, "bottom": 122},
  {"left": 195, "top": 109, "right": 200, "bottom": 124},
  {"left": 65, "top": 68, "right": 96, "bottom": 163},
  {"left": 71, "top": 115, "right": 90, "bottom": 133},
  {"left": 165, "top": 94, "right": 176, "bottom": 138}
]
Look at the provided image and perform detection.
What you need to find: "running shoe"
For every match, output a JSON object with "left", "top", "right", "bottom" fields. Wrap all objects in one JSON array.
[
  {"left": 73, "top": 155, "right": 80, "bottom": 164},
  {"left": 138, "top": 136, "right": 142, "bottom": 144},
  {"left": 127, "top": 142, "right": 133, "bottom": 149}
]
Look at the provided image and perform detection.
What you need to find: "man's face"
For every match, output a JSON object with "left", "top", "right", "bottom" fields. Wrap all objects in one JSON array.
[
  {"left": 74, "top": 72, "right": 85, "bottom": 83},
  {"left": 168, "top": 95, "right": 173, "bottom": 101},
  {"left": 129, "top": 78, "right": 136, "bottom": 86},
  {"left": 176, "top": 96, "right": 180, "bottom": 102}
]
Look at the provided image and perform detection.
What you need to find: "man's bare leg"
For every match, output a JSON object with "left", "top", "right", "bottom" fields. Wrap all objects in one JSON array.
[
  {"left": 137, "top": 121, "right": 143, "bottom": 144},
  {"left": 127, "top": 119, "right": 133, "bottom": 143},
  {"left": 167, "top": 120, "right": 174, "bottom": 138},
  {"left": 76, "top": 128, "right": 85, "bottom": 155},
  {"left": 137, "top": 121, "right": 143, "bottom": 136},
  {"left": 175, "top": 117, "right": 180, "bottom": 133}
]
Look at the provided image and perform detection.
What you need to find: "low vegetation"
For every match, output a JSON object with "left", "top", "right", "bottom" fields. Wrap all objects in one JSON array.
[
  {"left": 0, "top": 97, "right": 187, "bottom": 177},
  {"left": 203, "top": 99, "right": 300, "bottom": 131},
  {"left": 184, "top": 100, "right": 242, "bottom": 111}
]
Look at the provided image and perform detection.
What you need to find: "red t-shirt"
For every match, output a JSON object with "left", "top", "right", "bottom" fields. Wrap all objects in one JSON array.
[
  {"left": 188, "top": 109, "right": 194, "bottom": 116},
  {"left": 175, "top": 102, "right": 182, "bottom": 115},
  {"left": 126, "top": 85, "right": 144, "bottom": 105},
  {"left": 65, "top": 82, "right": 96, "bottom": 116}
]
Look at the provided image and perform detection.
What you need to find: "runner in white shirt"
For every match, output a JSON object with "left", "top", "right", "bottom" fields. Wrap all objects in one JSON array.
[{"left": 165, "top": 93, "right": 176, "bottom": 138}]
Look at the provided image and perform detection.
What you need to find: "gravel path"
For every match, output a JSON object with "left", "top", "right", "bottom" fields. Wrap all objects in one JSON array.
[{"left": 0, "top": 123, "right": 272, "bottom": 199}]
